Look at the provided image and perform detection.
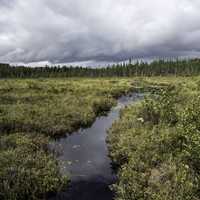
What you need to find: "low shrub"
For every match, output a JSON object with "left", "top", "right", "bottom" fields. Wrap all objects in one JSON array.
[
  {"left": 0, "top": 133, "right": 68, "bottom": 200},
  {"left": 108, "top": 81, "right": 200, "bottom": 200}
]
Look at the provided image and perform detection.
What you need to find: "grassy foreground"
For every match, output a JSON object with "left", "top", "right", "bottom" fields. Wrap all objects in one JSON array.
[
  {"left": 108, "top": 76, "right": 200, "bottom": 200},
  {"left": 0, "top": 78, "right": 133, "bottom": 199}
]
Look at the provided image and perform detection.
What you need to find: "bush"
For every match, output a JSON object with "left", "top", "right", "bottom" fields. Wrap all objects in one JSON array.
[
  {"left": 0, "top": 133, "right": 68, "bottom": 200},
  {"left": 138, "top": 86, "right": 179, "bottom": 125},
  {"left": 108, "top": 82, "right": 200, "bottom": 200}
]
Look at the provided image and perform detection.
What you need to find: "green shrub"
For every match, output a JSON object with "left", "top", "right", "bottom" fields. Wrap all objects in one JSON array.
[
  {"left": 139, "top": 86, "right": 178, "bottom": 125},
  {"left": 0, "top": 133, "right": 68, "bottom": 200},
  {"left": 108, "top": 81, "right": 200, "bottom": 200}
]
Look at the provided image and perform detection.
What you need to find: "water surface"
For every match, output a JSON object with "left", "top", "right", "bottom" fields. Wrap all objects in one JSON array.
[{"left": 50, "top": 93, "right": 144, "bottom": 200}]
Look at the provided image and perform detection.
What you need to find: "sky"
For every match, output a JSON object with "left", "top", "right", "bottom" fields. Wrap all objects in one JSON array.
[{"left": 0, "top": 0, "right": 200, "bottom": 66}]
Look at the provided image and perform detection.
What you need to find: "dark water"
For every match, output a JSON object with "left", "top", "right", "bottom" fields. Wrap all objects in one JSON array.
[{"left": 49, "top": 93, "right": 144, "bottom": 200}]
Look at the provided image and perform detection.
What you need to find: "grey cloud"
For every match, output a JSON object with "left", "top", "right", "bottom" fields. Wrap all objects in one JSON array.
[{"left": 0, "top": 0, "right": 200, "bottom": 65}]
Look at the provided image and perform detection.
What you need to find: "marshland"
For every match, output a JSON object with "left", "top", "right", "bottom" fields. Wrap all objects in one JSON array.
[
  {"left": 1, "top": 62, "right": 200, "bottom": 200},
  {"left": 1, "top": 0, "right": 200, "bottom": 199}
]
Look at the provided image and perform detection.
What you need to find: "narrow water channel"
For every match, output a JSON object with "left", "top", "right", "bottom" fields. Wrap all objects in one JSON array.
[{"left": 50, "top": 93, "right": 144, "bottom": 200}]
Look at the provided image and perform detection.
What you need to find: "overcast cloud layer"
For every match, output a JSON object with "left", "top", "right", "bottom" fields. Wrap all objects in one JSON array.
[{"left": 0, "top": 0, "right": 200, "bottom": 65}]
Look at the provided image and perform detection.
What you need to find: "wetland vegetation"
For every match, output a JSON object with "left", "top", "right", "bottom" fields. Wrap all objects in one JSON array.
[
  {"left": 1, "top": 61, "right": 200, "bottom": 199},
  {"left": 108, "top": 77, "right": 200, "bottom": 200},
  {"left": 0, "top": 78, "right": 134, "bottom": 200}
]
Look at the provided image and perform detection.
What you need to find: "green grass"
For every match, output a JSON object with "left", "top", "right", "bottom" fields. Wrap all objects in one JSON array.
[
  {"left": 108, "top": 76, "right": 200, "bottom": 200},
  {"left": 0, "top": 78, "right": 133, "bottom": 136},
  {"left": 0, "top": 78, "right": 134, "bottom": 199}
]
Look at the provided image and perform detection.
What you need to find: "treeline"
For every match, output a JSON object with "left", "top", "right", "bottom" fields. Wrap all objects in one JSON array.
[{"left": 1, "top": 58, "right": 200, "bottom": 78}]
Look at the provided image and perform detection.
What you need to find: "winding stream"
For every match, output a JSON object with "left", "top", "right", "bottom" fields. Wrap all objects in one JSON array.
[{"left": 50, "top": 92, "right": 144, "bottom": 200}]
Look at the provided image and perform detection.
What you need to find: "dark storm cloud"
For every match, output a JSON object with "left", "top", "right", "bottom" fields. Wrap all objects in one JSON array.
[{"left": 0, "top": 0, "right": 200, "bottom": 65}]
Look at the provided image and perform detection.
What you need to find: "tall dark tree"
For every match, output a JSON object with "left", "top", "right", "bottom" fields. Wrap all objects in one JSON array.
[{"left": 1, "top": 58, "right": 200, "bottom": 78}]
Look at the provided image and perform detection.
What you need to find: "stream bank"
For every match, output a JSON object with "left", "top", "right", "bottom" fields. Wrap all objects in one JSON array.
[{"left": 50, "top": 92, "right": 144, "bottom": 200}]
